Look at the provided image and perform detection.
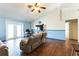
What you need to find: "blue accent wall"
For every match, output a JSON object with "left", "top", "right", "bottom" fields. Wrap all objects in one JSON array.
[
  {"left": 33, "top": 29, "right": 65, "bottom": 40},
  {"left": 0, "top": 17, "right": 31, "bottom": 41},
  {"left": 47, "top": 30, "right": 65, "bottom": 40},
  {"left": 0, "top": 18, "right": 6, "bottom": 41}
]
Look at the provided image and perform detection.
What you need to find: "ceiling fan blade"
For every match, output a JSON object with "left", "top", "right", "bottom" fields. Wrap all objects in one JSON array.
[
  {"left": 35, "top": 3, "right": 37, "bottom": 6},
  {"left": 31, "top": 9, "right": 35, "bottom": 12},
  {"left": 40, "top": 7, "right": 46, "bottom": 9},
  {"left": 38, "top": 10, "right": 41, "bottom": 13},
  {"left": 28, "top": 5, "right": 33, "bottom": 8}
]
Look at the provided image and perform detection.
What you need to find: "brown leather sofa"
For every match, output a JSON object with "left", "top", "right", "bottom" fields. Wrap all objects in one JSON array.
[
  {"left": 20, "top": 32, "right": 47, "bottom": 53},
  {"left": 0, "top": 41, "right": 8, "bottom": 56}
]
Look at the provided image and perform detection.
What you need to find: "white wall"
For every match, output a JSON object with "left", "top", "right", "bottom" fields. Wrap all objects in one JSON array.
[
  {"left": 32, "top": 8, "right": 65, "bottom": 40},
  {"left": 62, "top": 8, "right": 79, "bottom": 20},
  {"left": 32, "top": 8, "right": 65, "bottom": 30},
  {"left": 32, "top": 7, "right": 79, "bottom": 40},
  {"left": 62, "top": 8, "right": 79, "bottom": 42},
  {"left": 32, "top": 8, "right": 79, "bottom": 30},
  {"left": 32, "top": 8, "right": 79, "bottom": 29}
]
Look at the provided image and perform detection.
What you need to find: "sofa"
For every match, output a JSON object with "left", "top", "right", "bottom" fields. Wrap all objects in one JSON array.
[
  {"left": 0, "top": 41, "right": 8, "bottom": 56},
  {"left": 20, "top": 32, "right": 47, "bottom": 53}
]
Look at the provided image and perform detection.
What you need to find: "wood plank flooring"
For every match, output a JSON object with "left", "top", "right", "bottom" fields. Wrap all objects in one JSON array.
[
  {"left": 4, "top": 38, "right": 68, "bottom": 56},
  {"left": 25, "top": 39, "right": 66, "bottom": 56}
]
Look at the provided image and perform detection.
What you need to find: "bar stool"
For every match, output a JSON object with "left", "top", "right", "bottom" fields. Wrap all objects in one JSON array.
[{"left": 71, "top": 43, "right": 79, "bottom": 56}]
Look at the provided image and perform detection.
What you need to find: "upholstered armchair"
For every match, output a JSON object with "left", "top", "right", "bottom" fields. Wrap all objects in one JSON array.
[
  {"left": 0, "top": 41, "right": 8, "bottom": 56},
  {"left": 20, "top": 32, "right": 47, "bottom": 53}
]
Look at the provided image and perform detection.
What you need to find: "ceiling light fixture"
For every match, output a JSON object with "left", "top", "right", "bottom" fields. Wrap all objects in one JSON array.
[{"left": 27, "top": 3, "right": 46, "bottom": 13}]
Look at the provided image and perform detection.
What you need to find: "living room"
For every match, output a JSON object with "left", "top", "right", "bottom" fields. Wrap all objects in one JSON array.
[{"left": 0, "top": 3, "right": 79, "bottom": 56}]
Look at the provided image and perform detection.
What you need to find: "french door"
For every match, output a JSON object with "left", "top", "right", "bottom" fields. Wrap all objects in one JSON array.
[
  {"left": 16, "top": 24, "right": 23, "bottom": 38},
  {"left": 7, "top": 24, "right": 14, "bottom": 39},
  {"left": 6, "top": 22, "right": 24, "bottom": 40}
]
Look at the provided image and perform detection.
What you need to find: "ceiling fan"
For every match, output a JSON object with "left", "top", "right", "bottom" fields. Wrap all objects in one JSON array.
[{"left": 27, "top": 3, "right": 46, "bottom": 13}]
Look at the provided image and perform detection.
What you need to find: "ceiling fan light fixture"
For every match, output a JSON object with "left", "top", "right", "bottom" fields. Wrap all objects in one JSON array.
[
  {"left": 31, "top": 9, "right": 35, "bottom": 12},
  {"left": 28, "top": 5, "right": 32, "bottom": 8},
  {"left": 40, "top": 7, "right": 46, "bottom": 9},
  {"left": 38, "top": 10, "right": 41, "bottom": 13},
  {"left": 27, "top": 3, "right": 46, "bottom": 13}
]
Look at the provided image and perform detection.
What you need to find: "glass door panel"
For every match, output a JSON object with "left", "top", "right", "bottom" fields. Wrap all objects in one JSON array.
[
  {"left": 16, "top": 24, "right": 22, "bottom": 37},
  {"left": 7, "top": 24, "right": 14, "bottom": 39},
  {"left": 16, "top": 24, "right": 23, "bottom": 37}
]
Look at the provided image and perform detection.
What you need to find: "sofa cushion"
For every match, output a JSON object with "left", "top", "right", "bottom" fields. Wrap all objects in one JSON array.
[{"left": 0, "top": 40, "right": 8, "bottom": 56}]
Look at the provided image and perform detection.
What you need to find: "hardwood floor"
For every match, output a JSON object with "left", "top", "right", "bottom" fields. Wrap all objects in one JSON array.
[
  {"left": 4, "top": 38, "right": 68, "bottom": 56},
  {"left": 25, "top": 39, "right": 66, "bottom": 56}
]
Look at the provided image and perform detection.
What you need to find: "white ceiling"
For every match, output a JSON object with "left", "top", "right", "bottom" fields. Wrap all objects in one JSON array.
[{"left": 0, "top": 3, "right": 79, "bottom": 21}]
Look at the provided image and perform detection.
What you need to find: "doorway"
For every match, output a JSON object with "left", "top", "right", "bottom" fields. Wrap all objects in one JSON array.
[
  {"left": 65, "top": 19, "right": 78, "bottom": 47},
  {"left": 65, "top": 19, "right": 78, "bottom": 55}
]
